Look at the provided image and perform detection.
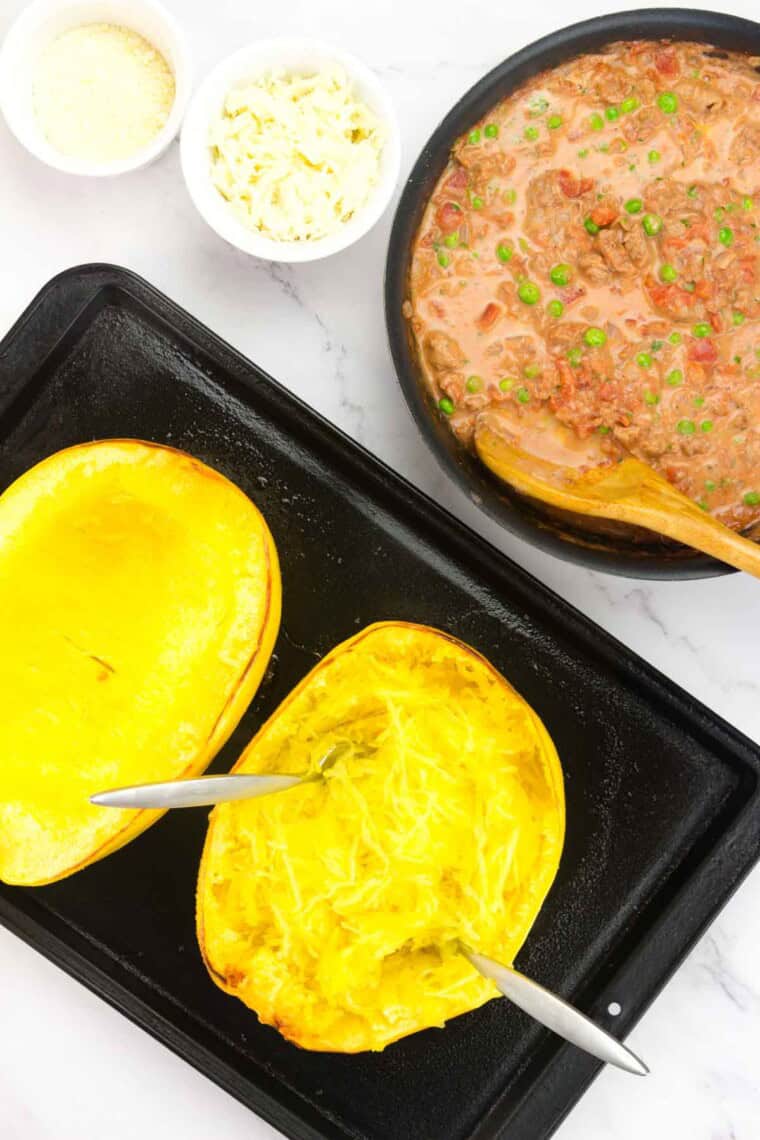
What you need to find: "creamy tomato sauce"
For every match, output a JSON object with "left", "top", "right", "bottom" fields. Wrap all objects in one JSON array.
[{"left": 406, "top": 40, "right": 760, "bottom": 530}]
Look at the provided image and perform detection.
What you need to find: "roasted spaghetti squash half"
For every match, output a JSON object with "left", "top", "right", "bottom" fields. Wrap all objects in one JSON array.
[
  {"left": 198, "top": 622, "right": 564, "bottom": 1052},
  {"left": 0, "top": 440, "right": 280, "bottom": 886}
]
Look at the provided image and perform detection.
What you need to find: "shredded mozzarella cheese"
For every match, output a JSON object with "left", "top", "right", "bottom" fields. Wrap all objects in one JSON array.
[{"left": 209, "top": 66, "right": 385, "bottom": 242}]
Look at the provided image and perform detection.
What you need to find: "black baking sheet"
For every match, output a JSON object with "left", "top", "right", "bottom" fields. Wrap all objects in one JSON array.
[{"left": 1, "top": 264, "right": 759, "bottom": 1140}]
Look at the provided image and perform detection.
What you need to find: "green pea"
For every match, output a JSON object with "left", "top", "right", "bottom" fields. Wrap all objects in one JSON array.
[
  {"left": 597, "top": 425, "right": 611, "bottom": 435},
  {"left": 439, "top": 396, "right": 454, "bottom": 415},
  {"left": 524, "top": 125, "right": 539, "bottom": 141},
  {"left": 644, "top": 390, "right": 660, "bottom": 405},
  {"left": 444, "top": 232, "right": 459, "bottom": 248},
  {"left": 524, "top": 363, "right": 541, "bottom": 379},
  {"left": 669, "top": 332, "right": 683, "bottom": 345},
  {"left": 548, "top": 114, "right": 563, "bottom": 129},
  {"left": 718, "top": 226, "right": 734, "bottom": 247},
  {"left": 465, "top": 375, "right": 482, "bottom": 393},
  {"left": 620, "top": 96, "right": 640, "bottom": 113},
  {"left": 550, "top": 263, "right": 573, "bottom": 286},
  {"left": 700, "top": 419, "right": 714, "bottom": 432},
  {"left": 636, "top": 352, "right": 653, "bottom": 368},
  {"left": 687, "top": 185, "right": 698, "bottom": 199},
  {"left": 692, "top": 322, "right": 712, "bottom": 338},
  {"left": 648, "top": 149, "right": 661, "bottom": 163},
  {"left": 744, "top": 491, "right": 760, "bottom": 506},
  {"left": 589, "top": 112, "right": 604, "bottom": 131},
  {"left": 642, "top": 213, "right": 663, "bottom": 236},
  {"left": 471, "top": 195, "right": 484, "bottom": 210},
  {"left": 484, "top": 123, "right": 499, "bottom": 138},
  {"left": 625, "top": 198, "right": 643, "bottom": 215},
  {"left": 705, "top": 480, "right": 717, "bottom": 492},
  {"left": 499, "top": 377, "right": 515, "bottom": 392},
  {"left": 578, "top": 148, "right": 589, "bottom": 158},
  {"left": 694, "top": 395, "right": 705, "bottom": 407},
  {"left": 657, "top": 91, "right": 678, "bottom": 114},
  {"left": 567, "top": 347, "right": 583, "bottom": 367},
  {"left": 677, "top": 419, "right": 696, "bottom": 434},
  {"left": 468, "top": 129, "right": 481, "bottom": 145},
  {"left": 547, "top": 299, "right": 564, "bottom": 318},
  {"left": 667, "top": 368, "right": 684, "bottom": 386},
  {"left": 713, "top": 206, "right": 726, "bottom": 222},
  {"left": 743, "top": 196, "right": 754, "bottom": 211},
  {"left": 697, "top": 500, "right": 709, "bottom": 512},
  {"left": 516, "top": 386, "right": 531, "bottom": 403},
  {"left": 504, "top": 188, "right": 517, "bottom": 204},
  {"left": 605, "top": 106, "right": 619, "bottom": 121},
  {"left": 496, "top": 242, "right": 513, "bottom": 263},
  {"left": 733, "top": 311, "right": 745, "bottom": 326},
  {"left": 651, "top": 340, "right": 664, "bottom": 352},
  {"left": 518, "top": 280, "right": 541, "bottom": 305},
  {"left": 437, "top": 251, "right": 450, "bottom": 268},
  {"left": 584, "top": 327, "right": 607, "bottom": 347},
  {"left": 659, "top": 263, "right": 678, "bottom": 282},
  {"left": 584, "top": 217, "right": 600, "bottom": 236}
]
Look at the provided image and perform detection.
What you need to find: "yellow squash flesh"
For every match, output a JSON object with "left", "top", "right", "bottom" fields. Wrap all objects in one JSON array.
[
  {"left": 197, "top": 622, "right": 564, "bottom": 1053},
  {"left": 0, "top": 440, "right": 281, "bottom": 886}
]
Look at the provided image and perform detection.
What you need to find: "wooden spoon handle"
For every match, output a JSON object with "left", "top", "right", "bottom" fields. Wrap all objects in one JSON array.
[
  {"left": 621, "top": 498, "right": 760, "bottom": 578},
  {"left": 475, "top": 422, "right": 760, "bottom": 579},
  {"left": 573, "top": 460, "right": 760, "bottom": 579}
]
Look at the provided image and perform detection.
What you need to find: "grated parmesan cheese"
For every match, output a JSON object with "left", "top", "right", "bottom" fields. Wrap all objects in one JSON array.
[
  {"left": 33, "top": 23, "right": 175, "bottom": 162},
  {"left": 209, "top": 66, "right": 385, "bottom": 242}
]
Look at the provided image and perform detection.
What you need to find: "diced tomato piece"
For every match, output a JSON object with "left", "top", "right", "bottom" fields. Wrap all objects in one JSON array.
[
  {"left": 655, "top": 49, "right": 679, "bottom": 77},
  {"left": 687, "top": 339, "right": 718, "bottom": 364},
  {"left": 436, "top": 201, "right": 462, "bottom": 232},
  {"left": 559, "top": 285, "right": 586, "bottom": 306},
  {"left": 589, "top": 204, "right": 618, "bottom": 227},
  {"left": 444, "top": 166, "right": 469, "bottom": 192},
  {"left": 646, "top": 278, "right": 697, "bottom": 311},
  {"left": 476, "top": 302, "right": 501, "bottom": 332},
  {"left": 558, "top": 170, "right": 593, "bottom": 199},
  {"left": 739, "top": 257, "right": 756, "bottom": 283},
  {"left": 666, "top": 223, "right": 710, "bottom": 250}
]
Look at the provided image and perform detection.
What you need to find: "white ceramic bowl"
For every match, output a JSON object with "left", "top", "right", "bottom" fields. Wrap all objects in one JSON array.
[
  {"left": 180, "top": 38, "right": 402, "bottom": 263},
  {"left": 0, "top": 0, "right": 192, "bottom": 176}
]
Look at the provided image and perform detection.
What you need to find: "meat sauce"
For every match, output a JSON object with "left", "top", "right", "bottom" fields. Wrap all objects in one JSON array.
[{"left": 406, "top": 41, "right": 760, "bottom": 530}]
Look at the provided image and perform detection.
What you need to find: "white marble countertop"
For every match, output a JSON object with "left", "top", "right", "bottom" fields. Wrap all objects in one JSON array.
[{"left": 2, "top": 0, "right": 760, "bottom": 1137}]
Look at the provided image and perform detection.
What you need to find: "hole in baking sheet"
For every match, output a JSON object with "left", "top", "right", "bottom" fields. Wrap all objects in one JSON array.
[{"left": 607, "top": 1001, "right": 622, "bottom": 1017}]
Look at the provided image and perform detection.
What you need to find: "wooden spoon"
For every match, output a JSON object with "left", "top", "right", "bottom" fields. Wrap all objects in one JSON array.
[{"left": 475, "top": 414, "right": 760, "bottom": 578}]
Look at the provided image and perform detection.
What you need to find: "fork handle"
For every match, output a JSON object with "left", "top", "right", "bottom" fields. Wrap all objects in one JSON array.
[{"left": 90, "top": 773, "right": 303, "bottom": 810}]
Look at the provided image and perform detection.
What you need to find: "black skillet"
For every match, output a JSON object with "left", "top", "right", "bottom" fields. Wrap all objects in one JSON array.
[{"left": 385, "top": 8, "right": 760, "bottom": 579}]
